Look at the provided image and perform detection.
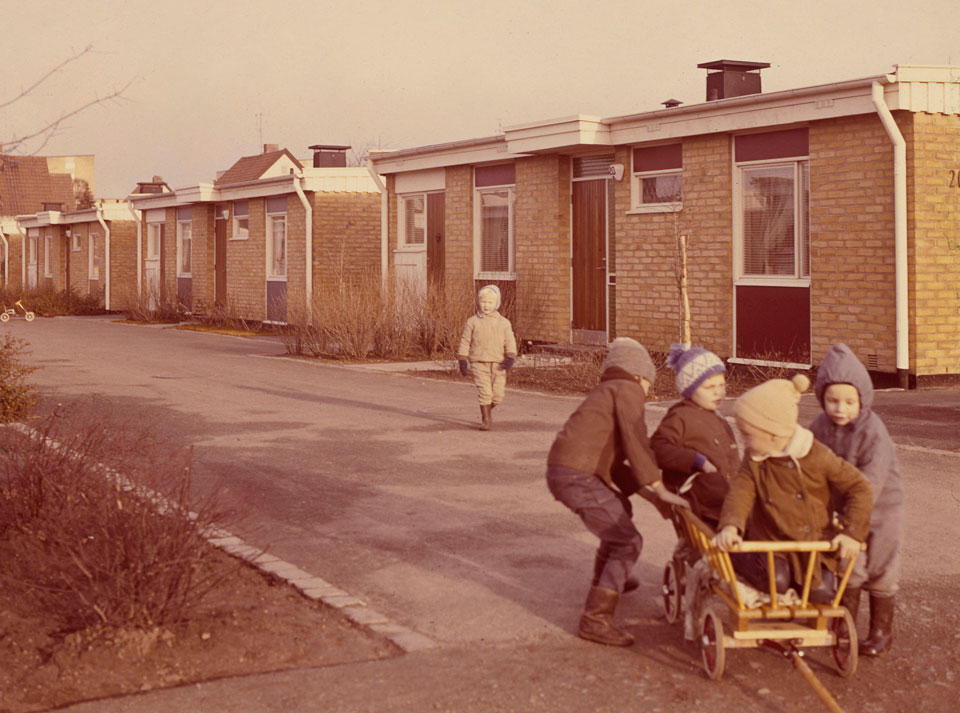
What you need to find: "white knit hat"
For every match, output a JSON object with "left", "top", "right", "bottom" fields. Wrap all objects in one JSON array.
[{"left": 734, "top": 374, "right": 811, "bottom": 437}]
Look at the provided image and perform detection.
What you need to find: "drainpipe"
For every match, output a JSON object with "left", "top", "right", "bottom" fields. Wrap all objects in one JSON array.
[
  {"left": 96, "top": 200, "right": 111, "bottom": 311},
  {"left": 0, "top": 225, "right": 8, "bottom": 288},
  {"left": 871, "top": 81, "right": 909, "bottom": 389},
  {"left": 293, "top": 171, "right": 313, "bottom": 321},
  {"left": 366, "top": 163, "right": 388, "bottom": 290},
  {"left": 126, "top": 199, "right": 142, "bottom": 300},
  {"left": 16, "top": 222, "right": 27, "bottom": 287}
]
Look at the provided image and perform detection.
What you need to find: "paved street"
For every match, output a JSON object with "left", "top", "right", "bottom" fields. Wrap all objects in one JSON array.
[{"left": 6, "top": 315, "right": 960, "bottom": 713}]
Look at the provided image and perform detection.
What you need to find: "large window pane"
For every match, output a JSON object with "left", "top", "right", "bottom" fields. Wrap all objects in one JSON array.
[
  {"left": 742, "top": 164, "right": 796, "bottom": 276},
  {"left": 641, "top": 173, "right": 682, "bottom": 203},
  {"left": 403, "top": 195, "right": 425, "bottom": 245},
  {"left": 480, "top": 190, "right": 510, "bottom": 273},
  {"left": 270, "top": 216, "right": 286, "bottom": 276}
]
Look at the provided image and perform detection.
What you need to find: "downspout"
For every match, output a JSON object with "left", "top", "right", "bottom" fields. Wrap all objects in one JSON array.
[
  {"left": 0, "top": 225, "right": 8, "bottom": 289},
  {"left": 126, "top": 199, "right": 142, "bottom": 300},
  {"left": 366, "top": 163, "right": 388, "bottom": 290},
  {"left": 871, "top": 81, "right": 909, "bottom": 389},
  {"left": 96, "top": 200, "right": 111, "bottom": 311},
  {"left": 16, "top": 222, "right": 27, "bottom": 287},
  {"left": 293, "top": 171, "right": 313, "bottom": 321}
]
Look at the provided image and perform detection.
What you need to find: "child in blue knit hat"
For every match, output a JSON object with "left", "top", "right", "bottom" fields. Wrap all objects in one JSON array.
[{"left": 651, "top": 343, "right": 740, "bottom": 526}]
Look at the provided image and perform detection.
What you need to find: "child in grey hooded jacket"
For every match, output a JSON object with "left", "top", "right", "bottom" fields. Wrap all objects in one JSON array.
[
  {"left": 811, "top": 342, "right": 905, "bottom": 656},
  {"left": 457, "top": 284, "right": 517, "bottom": 430}
]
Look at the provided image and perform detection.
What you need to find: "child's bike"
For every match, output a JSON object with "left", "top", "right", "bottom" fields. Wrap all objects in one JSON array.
[{"left": 0, "top": 300, "right": 35, "bottom": 323}]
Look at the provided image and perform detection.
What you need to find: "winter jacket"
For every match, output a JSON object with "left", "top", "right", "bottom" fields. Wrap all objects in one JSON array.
[
  {"left": 718, "top": 426, "right": 873, "bottom": 587},
  {"left": 547, "top": 367, "right": 660, "bottom": 496},
  {"left": 457, "top": 312, "right": 517, "bottom": 363},
  {"left": 651, "top": 400, "right": 741, "bottom": 523},
  {"left": 810, "top": 343, "right": 905, "bottom": 519}
]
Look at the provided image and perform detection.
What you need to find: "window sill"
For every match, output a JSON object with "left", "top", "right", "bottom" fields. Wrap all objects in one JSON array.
[
  {"left": 625, "top": 203, "right": 682, "bottom": 215},
  {"left": 735, "top": 276, "right": 811, "bottom": 288},
  {"left": 728, "top": 357, "right": 811, "bottom": 370},
  {"left": 267, "top": 275, "right": 287, "bottom": 282},
  {"left": 229, "top": 236, "right": 249, "bottom": 242},
  {"left": 476, "top": 272, "right": 516, "bottom": 281}
]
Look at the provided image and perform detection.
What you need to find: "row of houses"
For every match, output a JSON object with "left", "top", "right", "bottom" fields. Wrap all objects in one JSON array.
[{"left": 2, "top": 61, "right": 959, "bottom": 387}]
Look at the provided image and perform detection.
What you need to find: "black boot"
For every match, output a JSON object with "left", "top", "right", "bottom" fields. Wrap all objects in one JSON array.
[
  {"left": 840, "top": 585, "right": 861, "bottom": 621},
  {"left": 593, "top": 553, "right": 638, "bottom": 593},
  {"left": 578, "top": 586, "right": 634, "bottom": 646},
  {"left": 862, "top": 595, "right": 895, "bottom": 656},
  {"left": 479, "top": 404, "right": 492, "bottom": 431}
]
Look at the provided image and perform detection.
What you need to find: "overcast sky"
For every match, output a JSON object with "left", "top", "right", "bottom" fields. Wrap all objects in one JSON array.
[{"left": 2, "top": 0, "right": 958, "bottom": 198}]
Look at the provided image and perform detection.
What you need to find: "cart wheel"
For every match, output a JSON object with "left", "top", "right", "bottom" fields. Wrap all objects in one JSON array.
[
  {"left": 0, "top": 312, "right": 8, "bottom": 322},
  {"left": 700, "top": 604, "right": 726, "bottom": 680},
  {"left": 832, "top": 607, "right": 858, "bottom": 677},
  {"left": 25, "top": 311, "right": 35, "bottom": 322},
  {"left": 662, "top": 560, "right": 682, "bottom": 624}
]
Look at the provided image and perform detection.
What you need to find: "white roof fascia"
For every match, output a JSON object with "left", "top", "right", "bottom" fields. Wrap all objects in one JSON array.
[
  {"left": 16, "top": 211, "right": 63, "bottom": 228},
  {"left": 503, "top": 115, "right": 612, "bottom": 153},
  {"left": 889, "top": 65, "right": 960, "bottom": 113},
  {"left": 369, "top": 136, "right": 526, "bottom": 174},
  {"left": 173, "top": 183, "right": 219, "bottom": 204},
  {"left": 61, "top": 203, "right": 133, "bottom": 223},
  {"left": 128, "top": 192, "right": 179, "bottom": 210},
  {"left": 300, "top": 167, "right": 381, "bottom": 193},
  {"left": 214, "top": 175, "right": 299, "bottom": 201}
]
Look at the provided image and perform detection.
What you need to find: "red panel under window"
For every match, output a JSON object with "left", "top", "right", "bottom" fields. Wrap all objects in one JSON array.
[
  {"left": 632, "top": 144, "right": 682, "bottom": 171},
  {"left": 735, "top": 285, "right": 810, "bottom": 363},
  {"left": 735, "top": 128, "right": 809, "bottom": 162},
  {"left": 475, "top": 164, "right": 515, "bottom": 187}
]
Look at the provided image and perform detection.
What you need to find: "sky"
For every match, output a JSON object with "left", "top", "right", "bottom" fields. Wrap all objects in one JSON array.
[{"left": 2, "top": 0, "right": 958, "bottom": 198}]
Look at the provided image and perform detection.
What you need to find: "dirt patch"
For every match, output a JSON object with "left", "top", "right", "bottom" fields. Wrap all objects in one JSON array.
[{"left": 0, "top": 546, "right": 401, "bottom": 713}]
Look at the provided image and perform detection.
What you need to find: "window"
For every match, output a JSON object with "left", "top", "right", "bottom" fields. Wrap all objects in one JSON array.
[
  {"left": 177, "top": 208, "right": 192, "bottom": 276},
  {"left": 630, "top": 144, "right": 682, "bottom": 212},
  {"left": 399, "top": 194, "right": 425, "bottom": 246},
  {"left": 89, "top": 232, "right": 101, "bottom": 280},
  {"left": 474, "top": 164, "right": 515, "bottom": 278},
  {"left": 233, "top": 200, "right": 249, "bottom": 240},
  {"left": 71, "top": 230, "right": 81, "bottom": 252},
  {"left": 267, "top": 208, "right": 286, "bottom": 278},
  {"left": 44, "top": 235, "right": 52, "bottom": 277},
  {"left": 28, "top": 236, "right": 37, "bottom": 266},
  {"left": 147, "top": 223, "right": 162, "bottom": 259}
]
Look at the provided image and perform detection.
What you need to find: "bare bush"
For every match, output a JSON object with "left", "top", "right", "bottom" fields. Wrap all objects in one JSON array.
[
  {"left": 0, "top": 335, "right": 35, "bottom": 422},
  {"left": 0, "top": 412, "right": 233, "bottom": 633},
  {"left": 122, "top": 285, "right": 186, "bottom": 324}
]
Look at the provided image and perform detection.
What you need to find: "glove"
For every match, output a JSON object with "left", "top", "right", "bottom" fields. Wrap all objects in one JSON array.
[
  {"left": 500, "top": 355, "right": 516, "bottom": 371},
  {"left": 651, "top": 481, "right": 690, "bottom": 510},
  {"left": 831, "top": 533, "right": 861, "bottom": 563},
  {"left": 458, "top": 359, "right": 469, "bottom": 377},
  {"left": 714, "top": 525, "right": 742, "bottom": 552}
]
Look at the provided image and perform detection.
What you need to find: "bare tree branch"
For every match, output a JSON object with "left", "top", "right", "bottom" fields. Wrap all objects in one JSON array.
[{"left": 0, "top": 44, "right": 94, "bottom": 112}]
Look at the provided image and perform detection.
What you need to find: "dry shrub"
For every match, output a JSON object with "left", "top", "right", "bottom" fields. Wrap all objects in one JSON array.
[
  {"left": 0, "top": 412, "right": 232, "bottom": 633},
  {"left": 410, "top": 277, "right": 476, "bottom": 360},
  {"left": 1, "top": 286, "right": 104, "bottom": 316},
  {"left": 122, "top": 285, "right": 185, "bottom": 324},
  {"left": 0, "top": 335, "right": 35, "bottom": 423}
]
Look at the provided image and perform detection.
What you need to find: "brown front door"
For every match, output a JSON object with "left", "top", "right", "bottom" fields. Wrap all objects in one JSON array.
[
  {"left": 572, "top": 179, "right": 607, "bottom": 341},
  {"left": 426, "top": 192, "right": 445, "bottom": 288},
  {"left": 214, "top": 213, "right": 227, "bottom": 308}
]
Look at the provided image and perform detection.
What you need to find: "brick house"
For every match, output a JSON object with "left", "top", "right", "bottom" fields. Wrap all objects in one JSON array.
[
  {"left": 368, "top": 62, "right": 960, "bottom": 387},
  {"left": 13, "top": 201, "right": 138, "bottom": 310},
  {"left": 127, "top": 145, "right": 381, "bottom": 323}
]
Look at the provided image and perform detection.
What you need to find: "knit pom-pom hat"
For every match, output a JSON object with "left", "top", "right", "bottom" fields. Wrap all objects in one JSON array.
[
  {"left": 602, "top": 337, "right": 657, "bottom": 386},
  {"left": 734, "top": 374, "right": 811, "bottom": 437},
  {"left": 665, "top": 343, "right": 725, "bottom": 399}
]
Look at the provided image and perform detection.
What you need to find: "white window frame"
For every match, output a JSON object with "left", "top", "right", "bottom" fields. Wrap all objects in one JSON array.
[
  {"left": 473, "top": 183, "right": 516, "bottom": 280},
  {"left": 733, "top": 156, "right": 810, "bottom": 287},
  {"left": 44, "top": 235, "right": 53, "bottom": 277},
  {"left": 628, "top": 163, "right": 682, "bottom": 214},
  {"left": 177, "top": 218, "right": 192, "bottom": 277},
  {"left": 28, "top": 235, "right": 38, "bottom": 267},
  {"left": 88, "top": 232, "right": 101, "bottom": 280},
  {"left": 232, "top": 201, "right": 249, "bottom": 241},
  {"left": 267, "top": 209, "right": 286, "bottom": 279},
  {"left": 146, "top": 223, "right": 162, "bottom": 260},
  {"left": 71, "top": 230, "right": 81, "bottom": 252},
  {"left": 397, "top": 193, "right": 426, "bottom": 249}
]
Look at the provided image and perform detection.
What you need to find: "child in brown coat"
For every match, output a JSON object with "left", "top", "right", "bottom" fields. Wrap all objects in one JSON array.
[
  {"left": 652, "top": 344, "right": 740, "bottom": 527},
  {"left": 716, "top": 374, "right": 873, "bottom": 603}
]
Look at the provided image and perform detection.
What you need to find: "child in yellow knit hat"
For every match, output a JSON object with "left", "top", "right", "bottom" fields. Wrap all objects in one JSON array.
[{"left": 715, "top": 374, "right": 873, "bottom": 601}]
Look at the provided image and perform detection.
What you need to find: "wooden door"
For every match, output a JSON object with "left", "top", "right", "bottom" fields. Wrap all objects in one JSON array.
[
  {"left": 571, "top": 179, "right": 607, "bottom": 340},
  {"left": 214, "top": 213, "right": 227, "bottom": 308},
  {"left": 426, "top": 192, "right": 445, "bottom": 288}
]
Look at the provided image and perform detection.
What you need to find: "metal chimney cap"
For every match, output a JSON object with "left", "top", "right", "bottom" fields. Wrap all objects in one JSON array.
[
  {"left": 662, "top": 98, "right": 683, "bottom": 108},
  {"left": 697, "top": 60, "right": 770, "bottom": 72},
  {"left": 308, "top": 144, "right": 351, "bottom": 151}
]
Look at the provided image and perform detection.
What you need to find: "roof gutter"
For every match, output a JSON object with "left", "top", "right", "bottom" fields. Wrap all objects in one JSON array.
[
  {"left": 871, "top": 80, "right": 910, "bottom": 389},
  {"left": 96, "top": 200, "right": 111, "bottom": 311},
  {"left": 365, "top": 163, "right": 388, "bottom": 290},
  {"left": 293, "top": 170, "right": 313, "bottom": 322}
]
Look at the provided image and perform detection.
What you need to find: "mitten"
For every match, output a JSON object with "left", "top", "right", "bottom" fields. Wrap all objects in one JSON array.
[
  {"left": 500, "top": 355, "right": 516, "bottom": 371},
  {"left": 458, "top": 359, "right": 469, "bottom": 377}
]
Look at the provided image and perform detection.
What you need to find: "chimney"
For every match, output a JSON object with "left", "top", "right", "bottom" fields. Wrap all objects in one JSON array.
[
  {"left": 697, "top": 60, "right": 770, "bottom": 101},
  {"left": 309, "top": 144, "right": 350, "bottom": 168},
  {"left": 662, "top": 98, "right": 683, "bottom": 109},
  {"left": 263, "top": 143, "right": 280, "bottom": 154}
]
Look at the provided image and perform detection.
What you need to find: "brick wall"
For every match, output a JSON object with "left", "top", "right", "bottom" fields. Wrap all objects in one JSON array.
[
  {"left": 108, "top": 220, "right": 138, "bottom": 311},
  {"left": 70, "top": 224, "right": 89, "bottom": 291},
  {"left": 226, "top": 199, "right": 266, "bottom": 321},
  {"left": 311, "top": 191, "right": 381, "bottom": 295},
  {"left": 3, "top": 232, "right": 23, "bottom": 292},
  {"left": 190, "top": 206, "right": 216, "bottom": 314},
  {"left": 444, "top": 166, "right": 473, "bottom": 288}
]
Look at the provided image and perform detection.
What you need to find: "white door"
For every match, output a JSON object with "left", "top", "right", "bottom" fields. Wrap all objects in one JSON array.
[{"left": 145, "top": 222, "right": 162, "bottom": 309}]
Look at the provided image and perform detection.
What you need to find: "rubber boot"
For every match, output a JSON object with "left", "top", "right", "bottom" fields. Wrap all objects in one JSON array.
[
  {"left": 862, "top": 595, "right": 895, "bottom": 656},
  {"left": 840, "top": 585, "right": 861, "bottom": 621},
  {"left": 479, "top": 404, "right": 492, "bottom": 431},
  {"left": 578, "top": 586, "right": 634, "bottom": 646},
  {"left": 593, "top": 553, "right": 639, "bottom": 594}
]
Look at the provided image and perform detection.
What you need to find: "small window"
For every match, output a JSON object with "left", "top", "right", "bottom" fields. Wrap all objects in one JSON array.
[
  {"left": 630, "top": 144, "right": 682, "bottom": 212},
  {"left": 474, "top": 164, "right": 516, "bottom": 279},
  {"left": 399, "top": 194, "right": 425, "bottom": 246},
  {"left": 147, "top": 223, "right": 162, "bottom": 259},
  {"left": 268, "top": 214, "right": 286, "bottom": 278},
  {"left": 72, "top": 232, "right": 81, "bottom": 252},
  {"left": 233, "top": 200, "right": 249, "bottom": 240},
  {"left": 89, "top": 232, "right": 101, "bottom": 280},
  {"left": 44, "top": 235, "right": 53, "bottom": 277},
  {"left": 177, "top": 220, "right": 192, "bottom": 276}
]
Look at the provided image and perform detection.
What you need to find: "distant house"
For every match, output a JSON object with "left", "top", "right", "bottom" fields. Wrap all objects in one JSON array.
[
  {"left": 127, "top": 145, "right": 381, "bottom": 323},
  {"left": 368, "top": 62, "right": 960, "bottom": 387}
]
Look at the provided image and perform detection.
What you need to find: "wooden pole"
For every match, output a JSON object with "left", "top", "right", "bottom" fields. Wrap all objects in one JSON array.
[{"left": 680, "top": 233, "right": 691, "bottom": 348}]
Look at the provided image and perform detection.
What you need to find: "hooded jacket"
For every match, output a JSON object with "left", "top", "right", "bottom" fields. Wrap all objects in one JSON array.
[
  {"left": 457, "top": 285, "right": 518, "bottom": 363},
  {"left": 810, "top": 343, "right": 905, "bottom": 515}
]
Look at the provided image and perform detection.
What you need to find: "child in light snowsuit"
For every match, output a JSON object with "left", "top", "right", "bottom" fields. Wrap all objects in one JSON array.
[
  {"left": 546, "top": 338, "right": 689, "bottom": 647},
  {"left": 811, "top": 343, "right": 904, "bottom": 656},
  {"left": 716, "top": 374, "right": 873, "bottom": 604},
  {"left": 652, "top": 344, "right": 740, "bottom": 527},
  {"left": 457, "top": 285, "right": 517, "bottom": 431}
]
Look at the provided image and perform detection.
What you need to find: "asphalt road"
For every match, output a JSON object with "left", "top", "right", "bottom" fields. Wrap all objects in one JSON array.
[{"left": 6, "top": 315, "right": 960, "bottom": 713}]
